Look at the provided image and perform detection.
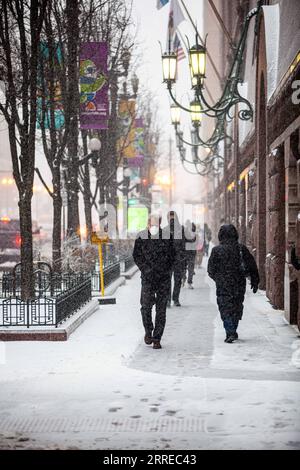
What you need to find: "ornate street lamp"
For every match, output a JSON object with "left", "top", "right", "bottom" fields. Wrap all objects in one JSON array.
[
  {"left": 161, "top": 6, "right": 261, "bottom": 122},
  {"left": 170, "top": 104, "right": 181, "bottom": 126},
  {"left": 171, "top": 107, "right": 230, "bottom": 151},
  {"left": 190, "top": 100, "right": 202, "bottom": 126},
  {"left": 89, "top": 137, "right": 101, "bottom": 152},
  {"left": 189, "top": 42, "right": 206, "bottom": 83},
  {"left": 123, "top": 167, "right": 132, "bottom": 179},
  {"left": 162, "top": 51, "right": 177, "bottom": 84}
]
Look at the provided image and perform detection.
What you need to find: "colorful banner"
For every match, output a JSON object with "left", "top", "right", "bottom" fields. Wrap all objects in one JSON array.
[
  {"left": 80, "top": 42, "right": 108, "bottom": 130},
  {"left": 37, "top": 42, "right": 64, "bottom": 130},
  {"left": 127, "top": 118, "right": 144, "bottom": 167},
  {"left": 118, "top": 100, "right": 136, "bottom": 158}
]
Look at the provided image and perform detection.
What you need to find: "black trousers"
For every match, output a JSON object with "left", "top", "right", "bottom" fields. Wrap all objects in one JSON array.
[
  {"left": 183, "top": 254, "right": 196, "bottom": 284},
  {"left": 168, "top": 267, "right": 183, "bottom": 302},
  {"left": 187, "top": 254, "right": 196, "bottom": 284},
  {"left": 140, "top": 277, "right": 170, "bottom": 341}
]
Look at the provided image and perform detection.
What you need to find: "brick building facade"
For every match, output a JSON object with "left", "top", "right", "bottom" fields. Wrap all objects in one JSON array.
[{"left": 201, "top": 0, "right": 300, "bottom": 328}]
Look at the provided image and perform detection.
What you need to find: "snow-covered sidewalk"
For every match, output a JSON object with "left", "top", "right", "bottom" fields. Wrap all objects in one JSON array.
[{"left": 0, "top": 265, "right": 300, "bottom": 450}]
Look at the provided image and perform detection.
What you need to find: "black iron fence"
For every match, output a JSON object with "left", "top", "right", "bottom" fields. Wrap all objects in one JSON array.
[
  {"left": 0, "top": 273, "right": 92, "bottom": 328},
  {"left": 56, "top": 276, "right": 91, "bottom": 325},
  {"left": 91, "top": 262, "right": 121, "bottom": 294},
  {"left": 0, "top": 297, "right": 56, "bottom": 328},
  {"left": 0, "top": 253, "right": 132, "bottom": 326},
  {"left": 122, "top": 255, "right": 135, "bottom": 272}
]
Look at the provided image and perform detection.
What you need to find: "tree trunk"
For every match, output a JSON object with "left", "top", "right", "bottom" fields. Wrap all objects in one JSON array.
[
  {"left": 52, "top": 170, "right": 62, "bottom": 273},
  {"left": 66, "top": 0, "right": 80, "bottom": 237},
  {"left": 19, "top": 196, "right": 34, "bottom": 300}
]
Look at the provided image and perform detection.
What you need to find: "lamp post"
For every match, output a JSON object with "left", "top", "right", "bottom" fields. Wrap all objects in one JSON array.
[
  {"left": 189, "top": 42, "right": 207, "bottom": 85},
  {"left": 190, "top": 100, "right": 203, "bottom": 127},
  {"left": 162, "top": 52, "right": 177, "bottom": 84},
  {"left": 89, "top": 137, "right": 102, "bottom": 153},
  {"left": 170, "top": 104, "right": 181, "bottom": 127},
  {"left": 161, "top": 6, "right": 260, "bottom": 124}
]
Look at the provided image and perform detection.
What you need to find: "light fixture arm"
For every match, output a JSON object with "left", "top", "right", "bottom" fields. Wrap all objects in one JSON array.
[
  {"left": 164, "top": 5, "right": 260, "bottom": 122},
  {"left": 194, "top": 7, "right": 258, "bottom": 121}
]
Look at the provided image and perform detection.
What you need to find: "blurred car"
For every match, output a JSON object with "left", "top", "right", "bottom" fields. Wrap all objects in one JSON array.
[
  {"left": 0, "top": 217, "right": 42, "bottom": 264},
  {"left": 0, "top": 217, "right": 21, "bottom": 264}
]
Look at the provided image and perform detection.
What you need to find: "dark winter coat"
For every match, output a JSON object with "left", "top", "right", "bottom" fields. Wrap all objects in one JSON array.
[
  {"left": 207, "top": 224, "right": 260, "bottom": 320},
  {"left": 291, "top": 246, "right": 300, "bottom": 270},
  {"left": 133, "top": 227, "right": 175, "bottom": 284},
  {"left": 164, "top": 223, "right": 186, "bottom": 273}
]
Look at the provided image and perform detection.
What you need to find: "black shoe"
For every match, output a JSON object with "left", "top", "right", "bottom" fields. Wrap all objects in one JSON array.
[
  {"left": 224, "top": 335, "right": 235, "bottom": 343},
  {"left": 234, "top": 332, "right": 238, "bottom": 340},
  {"left": 153, "top": 340, "right": 162, "bottom": 349},
  {"left": 174, "top": 300, "right": 181, "bottom": 307},
  {"left": 144, "top": 335, "right": 153, "bottom": 345}
]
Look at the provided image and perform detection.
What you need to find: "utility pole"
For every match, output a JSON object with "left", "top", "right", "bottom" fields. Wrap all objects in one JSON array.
[{"left": 169, "top": 137, "right": 173, "bottom": 208}]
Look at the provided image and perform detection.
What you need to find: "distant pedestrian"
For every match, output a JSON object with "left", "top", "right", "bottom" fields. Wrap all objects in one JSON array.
[
  {"left": 204, "top": 223, "right": 212, "bottom": 256},
  {"left": 207, "top": 224, "right": 259, "bottom": 343},
  {"left": 195, "top": 225, "right": 204, "bottom": 268},
  {"left": 133, "top": 214, "right": 175, "bottom": 349},
  {"left": 166, "top": 211, "right": 186, "bottom": 307},
  {"left": 182, "top": 221, "right": 197, "bottom": 289}
]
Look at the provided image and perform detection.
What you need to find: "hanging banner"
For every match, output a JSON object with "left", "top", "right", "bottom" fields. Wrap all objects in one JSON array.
[
  {"left": 118, "top": 100, "right": 136, "bottom": 158},
  {"left": 80, "top": 42, "right": 108, "bottom": 130},
  {"left": 37, "top": 42, "right": 64, "bottom": 130},
  {"left": 127, "top": 118, "right": 145, "bottom": 167}
]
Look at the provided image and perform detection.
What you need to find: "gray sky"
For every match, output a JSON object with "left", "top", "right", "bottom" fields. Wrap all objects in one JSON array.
[{"left": 132, "top": 0, "right": 204, "bottom": 203}]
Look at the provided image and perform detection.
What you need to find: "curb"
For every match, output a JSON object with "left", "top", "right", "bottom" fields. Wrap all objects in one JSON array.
[
  {"left": 121, "top": 265, "right": 138, "bottom": 280},
  {"left": 0, "top": 298, "right": 99, "bottom": 342}
]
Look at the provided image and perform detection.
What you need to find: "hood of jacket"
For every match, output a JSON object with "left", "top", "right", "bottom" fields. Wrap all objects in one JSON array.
[{"left": 218, "top": 224, "right": 239, "bottom": 244}]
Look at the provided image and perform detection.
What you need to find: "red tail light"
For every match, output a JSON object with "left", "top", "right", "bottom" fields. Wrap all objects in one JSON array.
[{"left": 15, "top": 233, "right": 21, "bottom": 248}]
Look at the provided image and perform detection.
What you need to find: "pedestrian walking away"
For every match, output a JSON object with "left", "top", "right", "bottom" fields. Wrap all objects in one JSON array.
[
  {"left": 166, "top": 211, "right": 186, "bottom": 307},
  {"left": 182, "top": 220, "right": 197, "bottom": 289},
  {"left": 195, "top": 224, "right": 204, "bottom": 268},
  {"left": 133, "top": 214, "right": 175, "bottom": 349},
  {"left": 203, "top": 223, "right": 212, "bottom": 256},
  {"left": 207, "top": 224, "right": 260, "bottom": 343}
]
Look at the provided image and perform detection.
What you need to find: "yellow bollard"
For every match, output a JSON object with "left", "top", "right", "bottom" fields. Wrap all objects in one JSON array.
[
  {"left": 91, "top": 232, "right": 109, "bottom": 297},
  {"left": 98, "top": 241, "right": 105, "bottom": 297}
]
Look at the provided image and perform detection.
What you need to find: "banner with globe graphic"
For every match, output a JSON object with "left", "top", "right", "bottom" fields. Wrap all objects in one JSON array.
[{"left": 80, "top": 42, "right": 108, "bottom": 129}]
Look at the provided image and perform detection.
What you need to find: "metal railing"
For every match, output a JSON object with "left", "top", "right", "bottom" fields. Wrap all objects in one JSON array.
[
  {"left": 121, "top": 255, "right": 135, "bottom": 272},
  {"left": 56, "top": 276, "right": 91, "bottom": 325},
  {"left": 0, "top": 253, "right": 126, "bottom": 326},
  {"left": 91, "top": 262, "right": 121, "bottom": 294},
  {"left": 0, "top": 273, "right": 92, "bottom": 328}
]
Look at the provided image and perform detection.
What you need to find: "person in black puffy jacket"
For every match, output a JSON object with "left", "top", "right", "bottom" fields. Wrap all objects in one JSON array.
[
  {"left": 208, "top": 224, "right": 259, "bottom": 343},
  {"left": 133, "top": 214, "right": 175, "bottom": 349}
]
